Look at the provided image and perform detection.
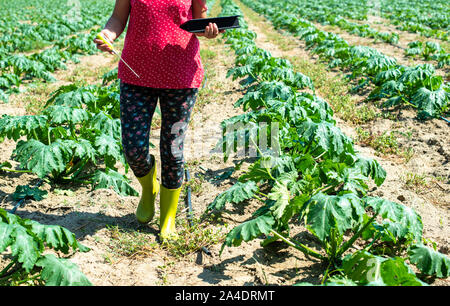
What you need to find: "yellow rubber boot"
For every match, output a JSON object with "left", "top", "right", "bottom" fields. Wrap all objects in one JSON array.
[
  {"left": 135, "top": 157, "right": 160, "bottom": 224},
  {"left": 159, "top": 185, "right": 182, "bottom": 241}
]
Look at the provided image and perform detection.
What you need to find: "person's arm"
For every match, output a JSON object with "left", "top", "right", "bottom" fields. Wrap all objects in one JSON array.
[
  {"left": 192, "top": 0, "right": 222, "bottom": 39},
  {"left": 94, "top": 0, "right": 131, "bottom": 53}
]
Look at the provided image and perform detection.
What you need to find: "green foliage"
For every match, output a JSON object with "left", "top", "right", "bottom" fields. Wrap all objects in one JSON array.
[
  {"left": 0, "top": 208, "right": 91, "bottom": 286},
  {"left": 306, "top": 193, "right": 364, "bottom": 242},
  {"left": 12, "top": 185, "right": 48, "bottom": 202},
  {"left": 243, "top": 0, "right": 449, "bottom": 119},
  {"left": 221, "top": 213, "right": 275, "bottom": 252},
  {"left": 408, "top": 244, "right": 450, "bottom": 278},
  {"left": 0, "top": 75, "right": 137, "bottom": 196},
  {"left": 208, "top": 181, "right": 258, "bottom": 211},
  {"left": 36, "top": 254, "right": 92, "bottom": 286},
  {"left": 0, "top": 0, "right": 116, "bottom": 102},
  {"left": 341, "top": 251, "right": 426, "bottom": 286}
]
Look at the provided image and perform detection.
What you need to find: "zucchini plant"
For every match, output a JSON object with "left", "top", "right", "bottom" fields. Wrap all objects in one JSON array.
[
  {"left": 0, "top": 208, "right": 91, "bottom": 286},
  {"left": 406, "top": 40, "right": 449, "bottom": 68},
  {"left": 0, "top": 70, "right": 138, "bottom": 197}
]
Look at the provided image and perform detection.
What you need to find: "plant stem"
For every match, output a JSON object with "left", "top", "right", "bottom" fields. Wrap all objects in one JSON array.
[
  {"left": 256, "top": 190, "right": 268, "bottom": 198},
  {"left": 252, "top": 194, "right": 265, "bottom": 202},
  {"left": 0, "top": 261, "right": 16, "bottom": 278},
  {"left": 47, "top": 128, "right": 52, "bottom": 145},
  {"left": 270, "top": 229, "right": 325, "bottom": 260},
  {"left": 72, "top": 179, "right": 92, "bottom": 185},
  {"left": 32, "top": 129, "right": 39, "bottom": 141},
  {"left": 250, "top": 137, "right": 277, "bottom": 182},
  {"left": 65, "top": 156, "right": 89, "bottom": 177},
  {"left": 311, "top": 183, "right": 334, "bottom": 195},
  {"left": 336, "top": 214, "right": 378, "bottom": 258},
  {"left": 401, "top": 96, "right": 418, "bottom": 109},
  {"left": 0, "top": 168, "right": 33, "bottom": 173},
  {"left": 321, "top": 261, "right": 333, "bottom": 285},
  {"left": 364, "top": 232, "right": 382, "bottom": 252},
  {"left": 314, "top": 151, "right": 327, "bottom": 160}
]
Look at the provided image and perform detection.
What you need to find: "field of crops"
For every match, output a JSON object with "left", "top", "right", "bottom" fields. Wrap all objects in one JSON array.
[{"left": 0, "top": 0, "right": 449, "bottom": 287}]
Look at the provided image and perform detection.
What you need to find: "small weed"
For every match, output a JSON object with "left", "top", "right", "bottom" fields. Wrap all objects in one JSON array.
[
  {"left": 403, "top": 172, "right": 429, "bottom": 193},
  {"left": 18, "top": 81, "right": 55, "bottom": 114},
  {"left": 156, "top": 260, "right": 175, "bottom": 285},
  {"left": 67, "top": 64, "right": 112, "bottom": 84},
  {"left": 371, "top": 131, "right": 399, "bottom": 155},
  {"left": 355, "top": 128, "right": 400, "bottom": 155},
  {"left": 104, "top": 225, "right": 157, "bottom": 260},
  {"left": 200, "top": 49, "right": 217, "bottom": 60},
  {"left": 400, "top": 147, "right": 415, "bottom": 163},
  {"left": 186, "top": 173, "right": 206, "bottom": 195},
  {"left": 161, "top": 216, "right": 228, "bottom": 259}
]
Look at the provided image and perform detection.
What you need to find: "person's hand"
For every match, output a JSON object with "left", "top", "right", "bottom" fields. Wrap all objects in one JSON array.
[
  {"left": 203, "top": 23, "right": 224, "bottom": 39},
  {"left": 93, "top": 29, "right": 117, "bottom": 54}
]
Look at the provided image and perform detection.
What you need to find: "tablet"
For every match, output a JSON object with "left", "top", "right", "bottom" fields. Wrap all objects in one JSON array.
[{"left": 180, "top": 15, "right": 241, "bottom": 33}]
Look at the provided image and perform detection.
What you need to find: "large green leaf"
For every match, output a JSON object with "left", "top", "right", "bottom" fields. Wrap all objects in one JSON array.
[
  {"left": 268, "top": 181, "right": 290, "bottom": 219},
  {"left": 88, "top": 111, "right": 121, "bottom": 139},
  {"left": 94, "top": 133, "right": 122, "bottom": 167},
  {"left": 297, "top": 119, "right": 354, "bottom": 157},
  {"left": 306, "top": 193, "right": 365, "bottom": 241},
  {"left": 8, "top": 54, "right": 32, "bottom": 73},
  {"left": 0, "top": 208, "right": 90, "bottom": 277},
  {"left": 44, "top": 105, "right": 90, "bottom": 125},
  {"left": 353, "top": 155, "right": 386, "bottom": 186},
  {"left": 0, "top": 222, "right": 14, "bottom": 253},
  {"left": 25, "top": 219, "right": 90, "bottom": 254},
  {"left": 342, "top": 251, "right": 425, "bottom": 286},
  {"left": 49, "top": 86, "right": 96, "bottom": 108},
  {"left": 36, "top": 254, "right": 92, "bottom": 286},
  {"left": 221, "top": 213, "right": 276, "bottom": 252},
  {"left": 0, "top": 114, "right": 48, "bottom": 141},
  {"left": 13, "top": 139, "right": 72, "bottom": 178},
  {"left": 412, "top": 86, "right": 448, "bottom": 119},
  {"left": 62, "top": 139, "right": 97, "bottom": 163},
  {"left": 364, "top": 197, "right": 423, "bottom": 242},
  {"left": 12, "top": 185, "right": 48, "bottom": 202},
  {"left": 408, "top": 244, "right": 450, "bottom": 278},
  {"left": 9, "top": 224, "right": 40, "bottom": 272},
  {"left": 207, "top": 181, "right": 258, "bottom": 211},
  {"left": 399, "top": 64, "right": 435, "bottom": 87},
  {"left": 91, "top": 168, "right": 138, "bottom": 197}
]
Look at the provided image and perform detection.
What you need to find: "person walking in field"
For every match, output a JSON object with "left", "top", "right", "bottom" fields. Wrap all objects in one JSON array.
[{"left": 94, "top": 0, "right": 222, "bottom": 241}]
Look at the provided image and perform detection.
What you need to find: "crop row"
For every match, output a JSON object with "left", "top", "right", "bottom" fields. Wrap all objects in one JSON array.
[
  {"left": 373, "top": 0, "right": 449, "bottom": 40},
  {"left": 0, "top": 0, "right": 111, "bottom": 54},
  {"left": 276, "top": 0, "right": 400, "bottom": 45},
  {"left": 294, "top": 0, "right": 449, "bottom": 41},
  {"left": 206, "top": 0, "right": 450, "bottom": 285},
  {"left": 0, "top": 0, "right": 114, "bottom": 103},
  {"left": 0, "top": 68, "right": 136, "bottom": 197},
  {"left": 272, "top": 0, "right": 449, "bottom": 68},
  {"left": 240, "top": 0, "right": 449, "bottom": 120},
  {"left": 0, "top": 66, "right": 132, "bottom": 285}
]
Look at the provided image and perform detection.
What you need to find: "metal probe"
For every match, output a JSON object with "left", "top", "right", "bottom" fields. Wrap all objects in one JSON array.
[{"left": 96, "top": 33, "right": 140, "bottom": 79}]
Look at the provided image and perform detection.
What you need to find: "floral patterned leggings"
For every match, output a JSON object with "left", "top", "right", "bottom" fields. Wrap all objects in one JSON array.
[{"left": 119, "top": 82, "right": 197, "bottom": 189}]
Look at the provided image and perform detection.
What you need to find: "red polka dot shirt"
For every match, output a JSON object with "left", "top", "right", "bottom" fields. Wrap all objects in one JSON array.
[{"left": 119, "top": 0, "right": 206, "bottom": 89}]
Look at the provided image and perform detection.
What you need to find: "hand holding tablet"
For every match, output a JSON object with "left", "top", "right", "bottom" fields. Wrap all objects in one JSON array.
[{"left": 180, "top": 15, "right": 241, "bottom": 33}]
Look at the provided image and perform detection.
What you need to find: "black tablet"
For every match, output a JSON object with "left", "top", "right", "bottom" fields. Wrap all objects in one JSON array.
[{"left": 180, "top": 15, "right": 240, "bottom": 33}]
